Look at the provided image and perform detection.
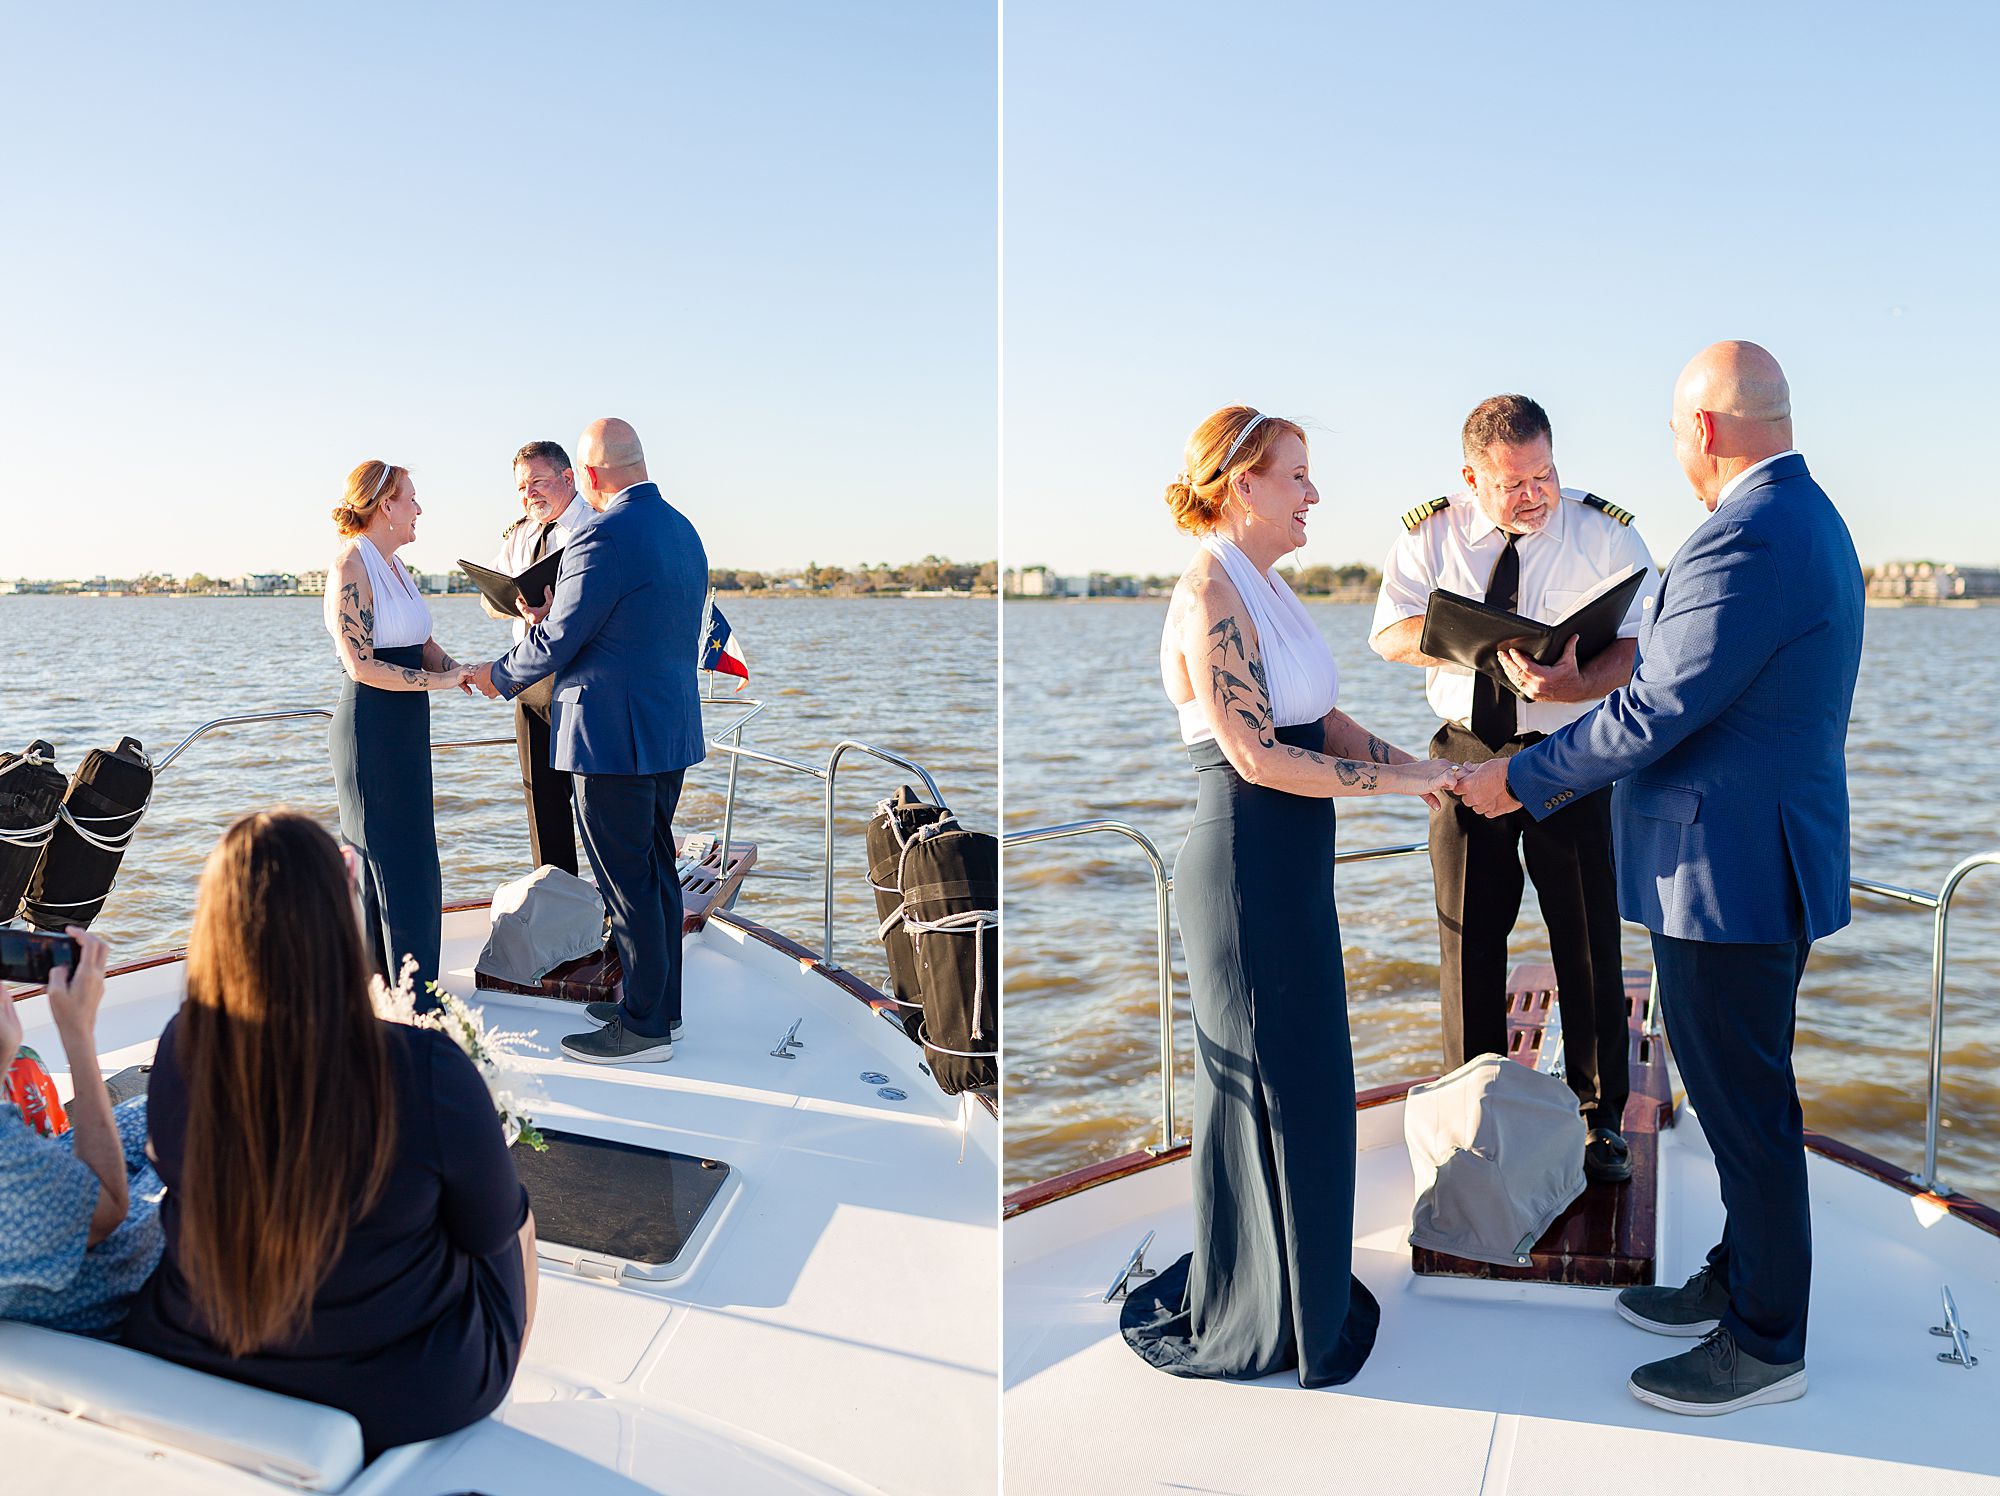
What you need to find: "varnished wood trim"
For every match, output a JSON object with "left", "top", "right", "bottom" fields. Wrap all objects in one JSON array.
[
  {"left": 1804, "top": 1130, "right": 2000, "bottom": 1239},
  {"left": 1005, "top": 1143, "right": 1189, "bottom": 1219},
  {"left": 8, "top": 947, "right": 189, "bottom": 1002},
  {"left": 1004, "top": 1081, "right": 1426, "bottom": 1218}
]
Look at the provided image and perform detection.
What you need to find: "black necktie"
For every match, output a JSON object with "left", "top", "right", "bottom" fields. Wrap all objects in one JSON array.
[
  {"left": 533, "top": 521, "right": 557, "bottom": 561},
  {"left": 1469, "top": 532, "right": 1522, "bottom": 749}
]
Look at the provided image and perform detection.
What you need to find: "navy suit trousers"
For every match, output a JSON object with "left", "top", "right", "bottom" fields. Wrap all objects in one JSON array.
[
  {"left": 574, "top": 770, "right": 686, "bottom": 1037},
  {"left": 1651, "top": 930, "right": 1813, "bottom": 1364}
]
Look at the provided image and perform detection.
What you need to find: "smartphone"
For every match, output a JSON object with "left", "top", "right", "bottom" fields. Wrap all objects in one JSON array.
[{"left": 0, "top": 929, "right": 81, "bottom": 985}]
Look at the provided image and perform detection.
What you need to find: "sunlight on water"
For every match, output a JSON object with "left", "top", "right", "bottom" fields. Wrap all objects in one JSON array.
[
  {"left": 0, "top": 595, "right": 996, "bottom": 1004},
  {"left": 1004, "top": 600, "right": 2000, "bottom": 1201}
]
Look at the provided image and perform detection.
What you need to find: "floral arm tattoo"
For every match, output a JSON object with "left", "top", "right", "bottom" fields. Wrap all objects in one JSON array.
[
  {"left": 1207, "top": 615, "right": 1277, "bottom": 748},
  {"left": 1206, "top": 614, "right": 1382, "bottom": 789},
  {"left": 337, "top": 576, "right": 439, "bottom": 688}
]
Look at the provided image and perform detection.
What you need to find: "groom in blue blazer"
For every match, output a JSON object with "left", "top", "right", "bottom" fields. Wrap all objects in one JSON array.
[
  {"left": 1457, "top": 343, "right": 1863, "bottom": 1415},
  {"left": 476, "top": 417, "right": 709, "bottom": 1064}
]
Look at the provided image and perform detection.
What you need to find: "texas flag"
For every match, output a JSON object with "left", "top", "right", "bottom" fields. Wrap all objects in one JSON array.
[{"left": 700, "top": 599, "right": 750, "bottom": 690}]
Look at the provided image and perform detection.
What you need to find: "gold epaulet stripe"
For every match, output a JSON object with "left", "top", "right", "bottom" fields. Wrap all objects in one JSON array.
[
  {"left": 1401, "top": 496, "right": 1451, "bottom": 532},
  {"left": 1580, "top": 493, "right": 1634, "bottom": 526}
]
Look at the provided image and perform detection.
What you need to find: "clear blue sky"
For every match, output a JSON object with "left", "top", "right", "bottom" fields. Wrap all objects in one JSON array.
[
  {"left": 1, "top": 2, "right": 995, "bottom": 580},
  {"left": 1003, "top": 0, "right": 1999, "bottom": 577}
]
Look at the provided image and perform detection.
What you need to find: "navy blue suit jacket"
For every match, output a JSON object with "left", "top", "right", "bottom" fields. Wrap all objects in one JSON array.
[
  {"left": 1507, "top": 455, "right": 1863, "bottom": 943},
  {"left": 489, "top": 482, "right": 709, "bottom": 776}
]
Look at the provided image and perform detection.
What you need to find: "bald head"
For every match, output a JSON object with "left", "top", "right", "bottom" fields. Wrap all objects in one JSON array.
[
  {"left": 576, "top": 417, "right": 649, "bottom": 510},
  {"left": 1670, "top": 341, "right": 1796, "bottom": 509},
  {"left": 1675, "top": 341, "right": 1792, "bottom": 425}
]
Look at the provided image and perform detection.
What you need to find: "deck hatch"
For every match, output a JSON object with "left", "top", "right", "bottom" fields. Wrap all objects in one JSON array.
[{"left": 517, "top": 1130, "right": 733, "bottom": 1276}]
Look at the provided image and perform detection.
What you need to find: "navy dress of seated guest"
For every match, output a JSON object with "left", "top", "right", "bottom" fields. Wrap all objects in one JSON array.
[{"left": 122, "top": 1015, "right": 529, "bottom": 1455}]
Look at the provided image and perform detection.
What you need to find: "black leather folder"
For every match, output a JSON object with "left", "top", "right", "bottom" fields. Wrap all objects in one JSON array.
[
  {"left": 458, "top": 549, "right": 564, "bottom": 616},
  {"left": 1419, "top": 565, "right": 1646, "bottom": 699}
]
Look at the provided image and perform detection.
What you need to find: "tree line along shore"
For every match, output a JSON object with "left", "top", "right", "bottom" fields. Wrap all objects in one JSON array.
[{"left": 2, "top": 556, "right": 999, "bottom": 600}]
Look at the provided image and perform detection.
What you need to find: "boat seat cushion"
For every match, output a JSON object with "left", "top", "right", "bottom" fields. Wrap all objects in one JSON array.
[{"left": 0, "top": 1319, "right": 364, "bottom": 1490}]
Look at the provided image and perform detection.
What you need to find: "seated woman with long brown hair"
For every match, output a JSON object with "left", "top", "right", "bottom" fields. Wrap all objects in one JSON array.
[{"left": 122, "top": 811, "right": 537, "bottom": 1454}]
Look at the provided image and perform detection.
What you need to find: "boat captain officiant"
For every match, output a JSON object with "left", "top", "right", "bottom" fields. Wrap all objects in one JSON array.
[
  {"left": 482, "top": 440, "right": 598, "bottom": 878},
  {"left": 468, "top": 418, "right": 710, "bottom": 1067},
  {"left": 1370, "top": 395, "right": 1659, "bottom": 1183}
]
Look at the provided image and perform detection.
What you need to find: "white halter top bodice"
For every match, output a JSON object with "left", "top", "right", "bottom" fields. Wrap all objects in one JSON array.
[
  {"left": 1172, "top": 537, "right": 1340, "bottom": 745},
  {"left": 325, "top": 536, "right": 432, "bottom": 651}
]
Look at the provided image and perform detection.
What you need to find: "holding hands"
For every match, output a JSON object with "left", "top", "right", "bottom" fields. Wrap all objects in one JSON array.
[
  {"left": 1451, "top": 758, "right": 1522, "bottom": 818},
  {"left": 465, "top": 662, "right": 503, "bottom": 700}
]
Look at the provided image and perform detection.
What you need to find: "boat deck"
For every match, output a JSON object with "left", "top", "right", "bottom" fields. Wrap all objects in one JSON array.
[
  {"left": 1005, "top": 1093, "right": 2000, "bottom": 1495},
  {"left": 5, "top": 906, "right": 998, "bottom": 1495}
]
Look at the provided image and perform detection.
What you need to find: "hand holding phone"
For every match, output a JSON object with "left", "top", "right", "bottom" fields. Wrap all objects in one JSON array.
[
  {"left": 0, "top": 928, "right": 80, "bottom": 985},
  {"left": 46, "top": 929, "right": 109, "bottom": 1049}
]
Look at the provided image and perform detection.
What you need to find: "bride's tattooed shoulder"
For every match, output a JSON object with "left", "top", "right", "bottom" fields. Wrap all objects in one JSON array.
[{"left": 1206, "top": 614, "right": 1275, "bottom": 748}]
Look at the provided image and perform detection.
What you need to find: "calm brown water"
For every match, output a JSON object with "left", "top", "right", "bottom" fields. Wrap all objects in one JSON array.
[
  {"left": 0, "top": 595, "right": 996, "bottom": 999},
  {"left": 1003, "top": 600, "right": 2000, "bottom": 1201}
]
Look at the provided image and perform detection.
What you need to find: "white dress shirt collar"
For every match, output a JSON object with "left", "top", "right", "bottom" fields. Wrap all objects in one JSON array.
[
  {"left": 1715, "top": 450, "right": 1799, "bottom": 509},
  {"left": 1462, "top": 485, "right": 1568, "bottom": 546},
  {"left": 549, "top": 491, "right": 593, "bottom": 536}
]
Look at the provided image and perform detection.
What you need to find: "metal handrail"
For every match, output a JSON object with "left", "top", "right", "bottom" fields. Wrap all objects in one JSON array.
[
  {"left": 134, "top": 697, "right": 956, "bottom": 975},
  {"left": 821, "top": 742, "right": 946, "bottom": 969},
  {"left": 1006, "top": 820, "right": 1179, "bottom": 1153},
  {"left": 702, "top": 734, "right": 952, "bottom": 969},
  {"left": 1011, "top": 820, "right": 1999, "bottom": 1194},
  {"left": 1001, "top": 827, "right": 1433, "bottom": 1154},
  {"left": 1905, "top": 854, "right": 2000, "bottom": 1195}
]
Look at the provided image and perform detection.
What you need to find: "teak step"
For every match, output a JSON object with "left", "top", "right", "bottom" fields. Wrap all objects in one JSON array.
[
  {"left": 1411, "top": 963, "right": 1672, "bottom": 1288},
  {"left": 475, "top": 840, "right": 759, "bottom": 1002}
]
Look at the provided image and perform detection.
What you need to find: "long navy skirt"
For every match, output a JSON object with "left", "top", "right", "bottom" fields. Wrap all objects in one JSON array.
[
  {"left": 1121, "top": 720, "right": 1380, "bottom": 1387},
  {"left": 331, "top": 643, "right": 442, "bottom": 1005}
]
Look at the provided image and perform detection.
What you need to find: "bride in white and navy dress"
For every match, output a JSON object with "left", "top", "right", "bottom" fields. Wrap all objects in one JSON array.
[
  {"left": 323, "top": 461, "right": 473, "bottom": 1003},
  {"left": 1122, "top": 407, "right": 1458, "bottom": 1386}
]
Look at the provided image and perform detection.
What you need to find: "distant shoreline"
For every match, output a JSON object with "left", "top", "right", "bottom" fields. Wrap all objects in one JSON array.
[{"left": 0, "top": 589, "right": 996, "bottom": 602}]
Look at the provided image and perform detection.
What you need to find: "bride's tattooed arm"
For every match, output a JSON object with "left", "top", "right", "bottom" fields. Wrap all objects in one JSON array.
[
  {"left": 1177, "top": 576, "right": 1446, "bottom": 800},
  {"left": 328, "top": 553, "right": 465, "bottom": 692}
]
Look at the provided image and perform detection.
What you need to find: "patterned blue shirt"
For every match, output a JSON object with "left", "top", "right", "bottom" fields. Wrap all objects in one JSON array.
[{"left": 0, "top": 1097, "right": 164, "bottom": 1335}]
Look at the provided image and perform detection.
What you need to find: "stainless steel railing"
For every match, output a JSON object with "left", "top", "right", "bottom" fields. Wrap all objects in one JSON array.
[
  {"left": 703, "top": 735, "right": 946, "bottom": 970},
  {"left": 1000, "top": 826, "right": 1430, "bottom": 1154},
  {"left": 144, "top": 698, "right": 951, "bottom": 974},
  {"left": 1005, "top": 821, "right": 1179, "bottom": 1153},
  {"left": 1007, "top": 821, "right": 2000, "bottom": 1193},
  {"left": 1850, "top": 853, "right": 2000, "bottom": 1195}
]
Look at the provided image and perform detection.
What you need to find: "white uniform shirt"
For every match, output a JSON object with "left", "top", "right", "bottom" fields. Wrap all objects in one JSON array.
[
  {"left": 1371, "top": 487, "right": 1660, "bottom": 736},
  {"left": 490, "top": 492, "right": 597, "bottom": 644}
]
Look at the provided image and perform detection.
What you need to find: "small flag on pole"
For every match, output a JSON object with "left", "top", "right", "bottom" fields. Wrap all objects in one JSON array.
[{"left": 701, "top": 601, "right": 750, "bottom": 690}]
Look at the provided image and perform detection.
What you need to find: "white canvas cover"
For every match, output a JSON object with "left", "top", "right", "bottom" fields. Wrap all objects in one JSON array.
[
  {"left": 478, "top": 865, "right": 607, "bottom": 985},
  {"left": 1404, "top": 1052, "right": 1586, "bottom": 1266}
]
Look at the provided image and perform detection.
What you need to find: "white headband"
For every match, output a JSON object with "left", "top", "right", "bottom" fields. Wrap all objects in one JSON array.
[
  {"left": 1194, "top": 412, "right": 1271, "bottom": 486},
  {"left": 367, "top": 463, "right": 396, "bottom": 505}
]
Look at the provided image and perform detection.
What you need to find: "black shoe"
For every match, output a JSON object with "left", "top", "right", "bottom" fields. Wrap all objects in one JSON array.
[
  {"left": 1584, "top": 1126, "right": 1633, "bottom": 1184},
  {"left": 560, "top": 1019, "right": 675, "bottom": 1065},
  {"left": 1629, "top": 1328, "right": 1805, "bottom": 1416},
  {"left": 1618, "top": 1263, "right": 1729, "bottom": 1337},
  {"left": 584, "top": 1000, "right": 681, "bottom": 1039}
]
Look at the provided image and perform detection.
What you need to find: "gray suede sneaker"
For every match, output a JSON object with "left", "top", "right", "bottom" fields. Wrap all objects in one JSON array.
[
  {"left": 1617, "top": 1263, "right": 1729, "bottom": 1336},
  {"left": 1629, "top": 1328, "right": 1805, "bottom": 1415},
  {"left": 584, "top": 1001, "right": 681, "bottom": 1039},
  {"left": 560, "top": 1019, "right": 674, "bottom": 1065}
]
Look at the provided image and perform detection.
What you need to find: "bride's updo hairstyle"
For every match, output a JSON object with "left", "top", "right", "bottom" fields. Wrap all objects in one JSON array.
[
  {"left": 332, "top": 461, "right": 406, "bottom": 538},
  {"left": 1165, "top": 406, "right": 1306, "bottom": 534}
]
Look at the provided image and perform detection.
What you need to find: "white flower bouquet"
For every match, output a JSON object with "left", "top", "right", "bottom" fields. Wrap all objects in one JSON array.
[{"left": 371, "top": 956, "right": 549, "bottom": 1151}]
